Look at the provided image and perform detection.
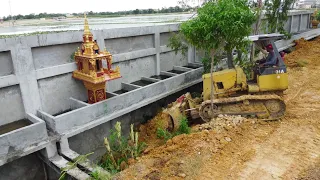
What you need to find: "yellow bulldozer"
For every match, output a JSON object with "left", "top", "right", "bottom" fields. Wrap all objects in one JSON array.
[{"left": 164, "top": 34, "right": 288, "bottom": 129}]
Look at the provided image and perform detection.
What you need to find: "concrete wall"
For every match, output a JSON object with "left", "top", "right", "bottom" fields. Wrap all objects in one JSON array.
[
  {"left": 0, "top": 153, "right": 45, "bottom": 180},
  {"left": 0, "top": 51, "right": 14, "bottom": 76},
  {"left": 105, "top": 34, "right": 154, "bottom": 54},
  {"left": 0, "top": 85, "right": 25, "bottom": 126},
  {"left": 38, "top": 73, "right": 87, "bottom": 115},
  {"left": 254, "top": 10, "right": 313, "bottom": 34},
  {"left": 0, "top": 24, "right": 181, "bottom": 121},
  {"left": 32, "top": 43, "right": 81, "bottom": 69}
]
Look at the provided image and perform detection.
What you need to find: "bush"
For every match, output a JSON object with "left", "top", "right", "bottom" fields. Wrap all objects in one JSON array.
[
  {"left": 89, "top": 168, "right": 111, "bottom": 180},
  {"left": 178, "top": 116, "right": 191, "bottom": 134},
  {"left": 100, "top": 122, "right": 146, "bottom": 174},
  {"left": 317, "top": 11, "right": 320, "bottom": 21},
  {"left": 156, "top": 128, "right": 173, "bottom": 141},
  {"left": 157, "top": 116, "right": 191, "bottom": 142}
]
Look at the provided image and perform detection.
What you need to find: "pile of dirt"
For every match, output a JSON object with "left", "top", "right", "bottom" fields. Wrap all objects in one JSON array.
[
  {"left": 286, "top": 37, "right": 320, "bottom": 68},
  {"left": 138, "top": 111, "right": 172, "bottom": 149},
  {"left": 194, "top": 115, "right": 252, "bottom": 133},
  {"left": 115, "top": 115, "right": 279, "bottom": 180}
]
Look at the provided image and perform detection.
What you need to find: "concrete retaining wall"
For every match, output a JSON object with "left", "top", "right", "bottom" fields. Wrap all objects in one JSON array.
[
  {"left": 0, "top": 24, "right": 181, "bottom": 123},
  {"left": 0, "top": 23, "right": 189, "bottom": 174},
  {"left": 257, "top": 10, "right": 313, "bottom": 34}
]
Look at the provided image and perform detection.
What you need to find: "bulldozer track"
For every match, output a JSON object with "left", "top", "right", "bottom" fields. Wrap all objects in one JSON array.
[{"left": 199, "top": 94, "right": 286, "bottom": 122}]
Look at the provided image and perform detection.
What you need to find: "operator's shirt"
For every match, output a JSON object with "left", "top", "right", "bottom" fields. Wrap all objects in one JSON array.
[{"left": 264, "top": 51, "right": 277, "bottom": 66}]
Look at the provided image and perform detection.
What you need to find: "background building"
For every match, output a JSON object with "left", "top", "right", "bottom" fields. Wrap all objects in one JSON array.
[{"left": 295, "top": 0, "right": 320, "bottom": 8}]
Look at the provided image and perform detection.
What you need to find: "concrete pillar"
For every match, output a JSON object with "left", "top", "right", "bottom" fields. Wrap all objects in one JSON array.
[
  {"left": 308, "top": 14, "right": 311, "bottom": 29},
  {"left": 10, "top": 44, "right": 42, "bottom": 115},
  {"left": 188, "top": 46, "right": 195, "bottom": 64},
  {"left": 41, "top": 141, "right": 58, "bottom": 159},
  {"left": 289, "top": 16, "right": 294, "bottom": 33},
  {"left": 298, "top": 14, "right": 302, "bottom": 32},
  {"left": 60, "top": 137, "right": 70, "bottom": 153},
  {"left": 154, "top": 28, "right": 161, "bottom": 75}
]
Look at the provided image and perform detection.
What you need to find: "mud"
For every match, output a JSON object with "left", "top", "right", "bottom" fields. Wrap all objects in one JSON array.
[
  {"left": 0, "top": 119, "right": 32, "bottom": 135},
  {"left": 114, "top": 38, "right": 320, "bottom": 180}
]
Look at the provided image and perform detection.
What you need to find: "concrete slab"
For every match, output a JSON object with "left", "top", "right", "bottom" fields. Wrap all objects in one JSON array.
[
  {"left": 173, "top": 66, "right": 193, "bottom": 72},
  {"left": 122, "top": 82, "right": 141, "bottom": 91},
  {"left": 0, "top": 75, "right": 19, "bottom": 89},
  {"left": 141, "top": 77, "right": 160, "bottom": 83},
  {"left": 160, "top": 71, "right": 177, "bottom": 77},
  {"left": 0, "top": 113, "right": 48, "bottom": 166}
]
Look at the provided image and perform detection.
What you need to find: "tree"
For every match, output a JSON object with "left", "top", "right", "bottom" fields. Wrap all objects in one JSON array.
[
  {"left": 180, "top": 0, "right": 256, "bottom": 68},
  {"left": 250, "top": 0, "right": 263, "bottom": 62},
  {"left": 317, "top": 11, "right": 320, "bottom": 21},
  {"left": 169, "top": 0, "right": 255, "bottom": 111},
  {"left": 264, "top": 0, "right": 296, "bottom": 35},
  {"left": 133, "top": 9, "right": 140, "bottom": 14},
  {"left": 178, "top": 0, "right": 206, "bottom": 8}
]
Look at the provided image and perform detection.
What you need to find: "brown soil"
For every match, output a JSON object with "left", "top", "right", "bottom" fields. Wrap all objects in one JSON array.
[
  {"left": 286, "top": 37, "right": 320, "bottom": 68},
  {"left": 114, "top": 39, "right": 320, "bottom": 180}
]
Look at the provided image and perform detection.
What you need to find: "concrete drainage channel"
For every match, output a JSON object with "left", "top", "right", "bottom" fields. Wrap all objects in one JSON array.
[{"left": 32, "top": 62, "right": 204, "bottom": 179}]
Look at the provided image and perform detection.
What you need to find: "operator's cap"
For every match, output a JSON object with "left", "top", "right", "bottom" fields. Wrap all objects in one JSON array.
[{"left": 266, "top": 44, "right": 273, "bottom": 50}]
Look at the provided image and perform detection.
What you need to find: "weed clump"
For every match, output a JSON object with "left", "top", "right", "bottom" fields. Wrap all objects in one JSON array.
[
  {"left": 296, "top": 60, "right": 308, "bottom": 67},
  {"left": 89, "top": 168, "right": 111, "bottom": 180},
  {"left": 99, "top": 122, "right": 146, "bottom": 175},
  {"left": 156, "top": 116, "right": 191, "bottom": 142}
]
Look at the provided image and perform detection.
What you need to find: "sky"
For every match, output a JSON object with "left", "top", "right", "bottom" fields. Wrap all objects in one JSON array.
[{"left": 0, "top": 0, "right": 182, "bottom": 17}]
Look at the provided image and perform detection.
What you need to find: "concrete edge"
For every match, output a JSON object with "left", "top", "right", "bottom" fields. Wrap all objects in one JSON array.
[
  {"left": 160, "top": 71, "right": 177, "bottom": 77},
  {"left": 106, "top": 91, "right": 118, "bottom": 97},
  {"left": 122, "top": 82, "right": 141, "bottom": 91},
  {"left": 0, "top": 75, "right": 19, "bottom": 89},
  {"left": 141, "top": 77, "right": 160, "bottom": 83},
  {"left": 113, "top": 48, "right": 156, "bottom": 63},
  {"left": 70, "top": 97, "right": 89, "bottom": 109},
  {"left": 173, "top": 66, "right": 193, "bottom": 72},
  {"left": 36, "top": 63, "right": 76, "bottom": 80},
  {"left": 37, "top": 110, "right": 56, "bottom": 133}
]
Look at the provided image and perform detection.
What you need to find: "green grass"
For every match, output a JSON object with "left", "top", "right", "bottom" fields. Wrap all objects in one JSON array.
[
  {"left": 296, "top": 59, "right": 308, "bottom": 67},
  {"left": 99, "top": 123, "right": 146, "bottom": 175},
  {"left": 156, "top": 116, "right": 191, "bottom": 142}
]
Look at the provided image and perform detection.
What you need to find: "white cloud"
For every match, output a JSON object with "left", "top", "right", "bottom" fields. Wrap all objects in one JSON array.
[{"left": 0, "top": 0, "right": 180, "bottom": 17}]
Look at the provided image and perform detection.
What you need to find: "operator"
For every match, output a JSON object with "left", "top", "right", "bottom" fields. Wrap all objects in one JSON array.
[{"left": 259, "top": 44, "right": 277, "bottom": 67}]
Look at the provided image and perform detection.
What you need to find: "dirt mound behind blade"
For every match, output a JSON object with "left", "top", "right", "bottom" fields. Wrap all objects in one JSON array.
[
  {"left": 139, "top": 112, "right": 172, "bottom": 149},
  {"left": 286, "top": 37, "right": 320, "bottom": 68}
]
